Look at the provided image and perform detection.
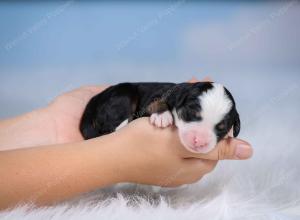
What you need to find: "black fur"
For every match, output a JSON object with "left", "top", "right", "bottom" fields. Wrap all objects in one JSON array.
[
  {"left": 80, "top": 82, "right": 240, "bottom": 141},
  {"left": 80, "top": 82, "right": 175, "bottom": 139}
]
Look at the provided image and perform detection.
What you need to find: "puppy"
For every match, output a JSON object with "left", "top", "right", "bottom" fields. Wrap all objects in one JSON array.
[{"left": 80, "top": 82, "right": 240, "bottom": 154}]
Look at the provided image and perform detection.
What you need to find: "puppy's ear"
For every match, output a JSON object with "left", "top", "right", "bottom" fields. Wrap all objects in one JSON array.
[
  {"left": 166, "top": 84, "right": 189, "bottom": 108},
  {"left": 175, "top": 92, "right": 189, "bottom": 108},
  {"left": 233, "top": 111, "right": 240, "bottom": 137}
]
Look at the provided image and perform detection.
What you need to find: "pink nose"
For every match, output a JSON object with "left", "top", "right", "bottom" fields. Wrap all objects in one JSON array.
[
  {"left": 193, "top": 137, "right": 209, "bottom": 148},
  {"left": 184, "top": 131, "right": 211, "bottom": 150}
]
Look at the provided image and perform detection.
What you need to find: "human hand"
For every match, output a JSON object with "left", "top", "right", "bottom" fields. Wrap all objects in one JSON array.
[
  {"left": 115, "top": 117, "right": 253, "bottom": 187},
  {"left": 0, "top": 85, "right": 109, "bottom": 151},
  {"left": 46, "top": 85, "right": 108, "bottom": 144}
]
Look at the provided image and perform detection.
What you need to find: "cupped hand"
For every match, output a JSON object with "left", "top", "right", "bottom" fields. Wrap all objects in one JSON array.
[
  {"left": 116, "top": 117, "right": 253, "bottom": 187},
  {"left": 114, "top": 75, "right": 252, "bottom": 187},
  {"left": 43, "top": 77, "right": 252, "bottom": 188},
  {"left": 46, "top": 85, "right": 108, "bottom": 144}
]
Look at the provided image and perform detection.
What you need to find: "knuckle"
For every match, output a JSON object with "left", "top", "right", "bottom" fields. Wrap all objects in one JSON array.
[{"left": 218, "top": 140, "right": 234, "bottom": 160}]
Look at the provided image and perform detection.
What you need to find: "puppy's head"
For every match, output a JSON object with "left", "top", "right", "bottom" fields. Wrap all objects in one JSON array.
[{"left": 172, "top": 82, "right": 240, "bottom": 154}]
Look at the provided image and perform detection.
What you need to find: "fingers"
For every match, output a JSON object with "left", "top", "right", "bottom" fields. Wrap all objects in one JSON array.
[
  {"left": 182, "top": 138, "right": 253, "bottom": 161},
  {"left": 80, "top": 85, "right": 109, "bottom": 94},
  {"left": 188, "top": 76, "right": 213, "bottom": 83},
  {"left": 201, "top": 76, "right": 213, "bottom": 82},
  {"left": 68, "top": 85, "right": 109, "bottom": 103},
  {"left": 188, "top": 77, "right": 199, "bottom": 83},
  {"left": 62, "top": 85, "right": 108, "bottom": 101}
]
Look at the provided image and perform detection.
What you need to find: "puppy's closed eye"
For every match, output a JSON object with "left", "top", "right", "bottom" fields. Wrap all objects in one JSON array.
[{"left": 216, "top": 122, "right": 226, "bottom": 130}]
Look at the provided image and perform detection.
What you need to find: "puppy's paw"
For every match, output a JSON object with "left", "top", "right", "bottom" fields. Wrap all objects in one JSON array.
[{"left": 150, "top": 111, "right": 173, "bottom": 128}]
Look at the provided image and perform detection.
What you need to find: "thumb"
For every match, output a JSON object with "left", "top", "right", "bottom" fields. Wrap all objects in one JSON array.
[
  {"left": 182, "top": 138, "right": 253, "bottom": 160},
  {"left": 217, "top": 138, "right": 253, "bottom": 160}
]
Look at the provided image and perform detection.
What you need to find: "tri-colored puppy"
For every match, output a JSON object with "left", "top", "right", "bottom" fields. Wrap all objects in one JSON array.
[{"left": 80, "top": 82, "right": 240, "bottom": 154}]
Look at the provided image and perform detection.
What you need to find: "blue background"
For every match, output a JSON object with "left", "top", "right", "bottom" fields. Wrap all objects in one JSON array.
[{"left": 0, "top": 1, "right": 299, "bottom": 126}]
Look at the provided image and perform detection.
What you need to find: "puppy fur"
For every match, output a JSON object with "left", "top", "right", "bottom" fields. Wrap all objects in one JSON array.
[{"left": 80, "top": 82, "right": 240, "bottom": 153}]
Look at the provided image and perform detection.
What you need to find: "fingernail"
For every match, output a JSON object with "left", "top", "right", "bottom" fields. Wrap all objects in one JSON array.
[{"left": 235, "top": 144, "right": 253, "bottom": 159}]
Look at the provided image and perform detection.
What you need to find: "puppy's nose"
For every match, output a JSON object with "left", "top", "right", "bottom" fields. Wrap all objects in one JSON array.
[
  {"left": 182, "top": 130, "right": 212, "bottom": 152},
  {"left": 193, "top": 137, "right": 210, "bottom": 148}
]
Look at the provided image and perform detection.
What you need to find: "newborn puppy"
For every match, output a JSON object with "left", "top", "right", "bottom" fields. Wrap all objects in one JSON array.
[{"left": 80, "top": 82, "right": 240, "bottom": 154}]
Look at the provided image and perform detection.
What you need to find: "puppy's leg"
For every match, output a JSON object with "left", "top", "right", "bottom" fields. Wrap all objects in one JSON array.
[{"left": 150, "top": 111, "right": 173, "bottom": 128}]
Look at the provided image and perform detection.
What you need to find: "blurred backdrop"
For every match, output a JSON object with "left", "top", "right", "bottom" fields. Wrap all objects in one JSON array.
[{"left": 0, "top": 1, "right": 299, "bottom": 132}]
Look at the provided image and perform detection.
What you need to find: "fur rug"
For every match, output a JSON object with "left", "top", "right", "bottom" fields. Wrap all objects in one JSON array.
[{"left": 1, "top": 103, "right": 300, "bottom": 220}]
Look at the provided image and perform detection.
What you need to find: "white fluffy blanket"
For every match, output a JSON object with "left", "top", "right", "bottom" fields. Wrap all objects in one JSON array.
[{"left": 1, "top": 107, "right": 300, "bottom": 220}]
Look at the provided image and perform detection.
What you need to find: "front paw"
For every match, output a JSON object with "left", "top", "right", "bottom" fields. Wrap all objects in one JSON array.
[{"left": 150, "top": 111, "right": 173, "bottom": 128}]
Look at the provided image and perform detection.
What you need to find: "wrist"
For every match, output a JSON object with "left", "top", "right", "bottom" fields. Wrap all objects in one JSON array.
[
  {"left": 112, "top": 121, "right": 156, "bottom": 184},
  {"left": 112, "top": 131, "right": 139, "bottom": 184},
  {"left": 0, "top": 107, "right": 57, "bottom": 150},
  {"left": 89, "top": 131, "right": 135, "bottom": 185}
]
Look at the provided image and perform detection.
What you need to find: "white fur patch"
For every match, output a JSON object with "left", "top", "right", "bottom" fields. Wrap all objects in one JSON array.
[
  {"left": 115, "top": 119, "right": 129, "bottom": 131},
  {"left": 199, "top": 83, "right": 232, "bottom": 125}
]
